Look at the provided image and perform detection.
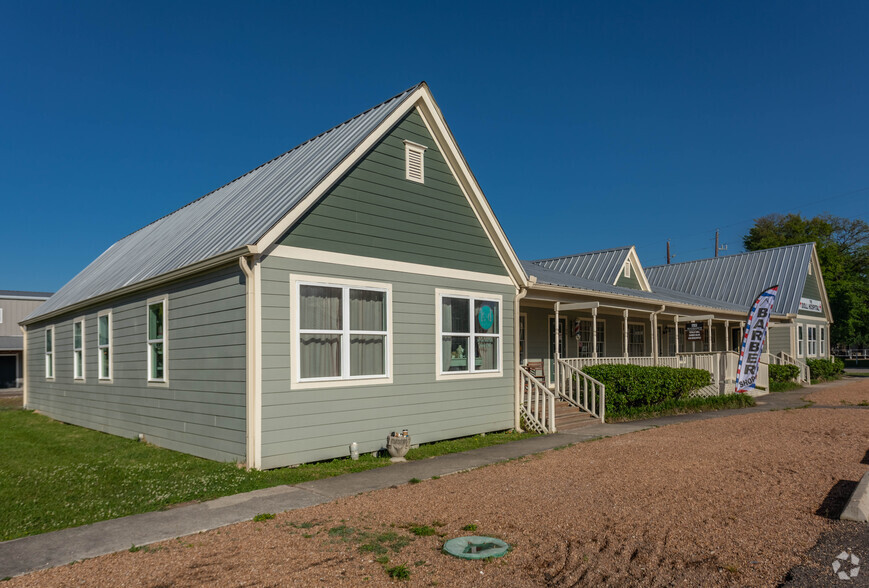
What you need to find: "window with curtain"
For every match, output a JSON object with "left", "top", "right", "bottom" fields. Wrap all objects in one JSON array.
[
  {"left": 577, "top": 320, "right": 605, "bottom": 357},
  {"left": 98, "top": 312, "right": 111, "bottom": 380},
  {"left": 147, "top": 299, "right": 166, "bottom": 382},
  {"left": 73, "top": 319, "right": 84, "bottom": 380},
  {"left": 439, "top": 294, "right": 500, "bottom": 374},
  {"left": 797, "top": 325, "right": 804, "bottom": 357},
  {"left": 628, "top": 324, "right": 645, "bottom": 356},
  {"left": 298, "top": 283, "right": 388, "bottom": 381},
  {"left": 45, "top": 326, "right": 54, "bottom": 379}
]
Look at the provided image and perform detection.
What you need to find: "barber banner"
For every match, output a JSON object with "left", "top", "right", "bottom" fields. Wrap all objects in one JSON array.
[{"left": 735, "top": 285, "right": 779, "bottom": 394}]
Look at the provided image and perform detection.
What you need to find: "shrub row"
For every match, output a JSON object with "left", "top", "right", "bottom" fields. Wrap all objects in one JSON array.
[
  {"left": 769, "top": 364, "right": 800, "bottom": 383},
  {"left": 581, "top": 364, "right": 711, "bottom": 413},
  {"left": 605, "top": 393, "right": 756, "bottom": 422},
  {"left": 807, "top": 357, "right": 845, "bottom": 381}
]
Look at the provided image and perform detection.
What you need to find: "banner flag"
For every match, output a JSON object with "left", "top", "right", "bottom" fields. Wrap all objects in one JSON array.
[{"left": 735, "top": 285, "right": 779, "bottom": 394}]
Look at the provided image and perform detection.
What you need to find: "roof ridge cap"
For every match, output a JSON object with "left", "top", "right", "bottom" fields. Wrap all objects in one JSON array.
[{"left": 646, "top": 242, "right": 815, "bottom": 269}]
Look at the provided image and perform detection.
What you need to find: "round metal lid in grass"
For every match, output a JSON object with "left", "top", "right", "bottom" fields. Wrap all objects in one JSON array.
[{"left": 442, "top": 536, "right": 510, "bottom": 560}]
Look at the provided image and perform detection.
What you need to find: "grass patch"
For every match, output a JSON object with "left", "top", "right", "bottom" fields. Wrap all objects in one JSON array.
[
  {"left": 770, "top": 380, "right": 804, "bottom": 393},
  {"left": 385, "top": 564, "right": 411, "bottom": 580},
  {"left": 462, "top": 523, "right": 478, "bottom": 532},
  {"left": 252, "top": 513, "right": 275, "bottom": 522},
  {"left": 408, "top": 524, "right": 436, "bottom": 537},
  {"left": 605, "top": 394, "right": 756, "bottom": 423},
  {"left": 0, "top": 407, "right": 537, "bottom": 541}
]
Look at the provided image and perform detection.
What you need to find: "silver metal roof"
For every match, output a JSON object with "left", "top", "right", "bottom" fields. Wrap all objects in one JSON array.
[
  {"left": 27, "top": 84, "right": 421, "bottom": 322},
  {"left": 522, "top": 260, "right": 748, "bottom": 313},
  {"left": 532, "top": 247, "right": 632, "bottom": 285},
  {"left": 645, "top": 243, "right": 815, "bottom": 316}
]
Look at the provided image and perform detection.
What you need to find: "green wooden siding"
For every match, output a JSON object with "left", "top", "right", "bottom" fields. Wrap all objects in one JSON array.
[
  {"left": 798, "top": 271, "right": 826, "bottom": 318},
  {"left": 614, "top": 266, "right": 643, "bottom": 290},
  {"left": 768, "top": 326, "right": 791, "bottom": 356},
  {"left": 25, "top": 264, "right": 247, "bottom": 463},
  {"left": 279, "top": 109, "right": 507, "bottom": 276},
  {"left": 260, "top": 255, "right": 515, "bottom": 469}
]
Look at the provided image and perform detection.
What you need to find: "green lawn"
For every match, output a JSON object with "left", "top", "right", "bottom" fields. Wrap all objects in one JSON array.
[{"left": 0, "top": 404, "right": 534, "bottom": 541}]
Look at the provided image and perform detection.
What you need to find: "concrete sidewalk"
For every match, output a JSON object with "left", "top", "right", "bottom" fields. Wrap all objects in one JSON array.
[{"left": 0, "top": 385, "right": 849, "bottom": 579}]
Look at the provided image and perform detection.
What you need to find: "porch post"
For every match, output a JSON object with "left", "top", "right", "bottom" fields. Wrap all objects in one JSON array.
[
  {"left": 724, "top": 320, "right": 730, "bottom": 351},
  {"left": 554, "top": 301, "right": 560, "bottom": 395},
  {"left": 652, "top": 313, "right": 659, "bottom": 365},
  {"left": 623, "top": 309, "right": 629, "bottom": 358},
  {"left": 674, "top": 315, "right": 679, "bottom": 356},
  {"left": 707, "top": 318, "right": 713, "bottom": 352},
  {"left": 591, "top": 307, "right": 598, "bottom": 359}
]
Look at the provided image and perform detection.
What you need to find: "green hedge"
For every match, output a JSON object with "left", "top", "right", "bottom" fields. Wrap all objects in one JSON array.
[
  {"left": 769, "top": 364, "right": 800, "bottom": 383},
  {"left": 807, "top": 357, "right": 845, "bottom": 381},
  {"left": 581, "top": 364, "right": 711, "bottom": 413}
]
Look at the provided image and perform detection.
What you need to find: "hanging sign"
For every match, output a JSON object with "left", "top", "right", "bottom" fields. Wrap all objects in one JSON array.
[
  {"left": 686, "top": 322, "right": 703, "bottom": 341},
  {"left": 735, "top": 285, "right": 779, "bottom": 394},
  {"left": 477, "top": 305, "right": 494, "bottom": 331},
  {"left": 799, "top": 297, "right": 822, "bottom": 313}
]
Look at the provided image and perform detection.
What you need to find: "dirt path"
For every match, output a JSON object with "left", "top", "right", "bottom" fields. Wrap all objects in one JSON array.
[
  {"left": 804, "top": 376, "right": 869, "bottom": 406},
  {"left": 8, "top": 390, "right": 869, "bottom": 587}
]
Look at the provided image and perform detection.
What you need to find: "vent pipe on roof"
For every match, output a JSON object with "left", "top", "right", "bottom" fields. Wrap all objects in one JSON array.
[{"left": 666, "top": 241, "right": 671, "bottom": 265}]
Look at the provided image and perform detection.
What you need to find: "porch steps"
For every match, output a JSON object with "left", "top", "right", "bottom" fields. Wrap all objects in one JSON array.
[{"left": 553, "top": 399, "right": 599, "bottom": 431}]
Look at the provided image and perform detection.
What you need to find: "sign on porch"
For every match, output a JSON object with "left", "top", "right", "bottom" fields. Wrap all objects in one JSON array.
[
  {"left": 735, "top": 285, "right": 779, "bottom": 394},
  {"left": 686, "top": 322, "right": 703, "bottom": 341}
]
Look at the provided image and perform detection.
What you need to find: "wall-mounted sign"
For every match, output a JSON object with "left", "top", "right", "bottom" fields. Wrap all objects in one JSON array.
[
  {"left": 799, "top": 297, "right": 822, "bottom": 313},
  {"left": 686, "top": 322, "right": 703, "bottom": 341}
]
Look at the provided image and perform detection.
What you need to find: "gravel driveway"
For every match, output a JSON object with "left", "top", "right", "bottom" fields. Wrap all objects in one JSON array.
[{"left": 8, "top": 381, "right": 869, "bottom": 587}]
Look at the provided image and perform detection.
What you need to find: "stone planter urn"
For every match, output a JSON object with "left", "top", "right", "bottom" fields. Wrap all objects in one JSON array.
[{"left": 386, "top": 434, "right": 411, "bottom": 458}]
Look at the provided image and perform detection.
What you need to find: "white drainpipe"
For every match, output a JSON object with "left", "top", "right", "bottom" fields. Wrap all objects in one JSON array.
[{"left": 514, "top": 284, "right": 529, "bottom": 431}]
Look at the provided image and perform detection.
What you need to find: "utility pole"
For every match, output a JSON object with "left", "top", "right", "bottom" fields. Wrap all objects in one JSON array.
[
  {"left": 715, "top": 230, "right": 719, "bottom": 258},
  {"left": 666, "top": 240, "right": 671, "bottom": 265}
]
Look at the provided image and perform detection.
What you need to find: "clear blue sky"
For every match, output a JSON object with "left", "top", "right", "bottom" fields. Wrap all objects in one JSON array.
[{"left": 3, "top": 1, "right": 867, "bottom": 292}]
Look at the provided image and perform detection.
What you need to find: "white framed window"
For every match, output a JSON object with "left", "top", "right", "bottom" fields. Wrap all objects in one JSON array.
[
  {"left": 403, "top": 140, "right": 427, "bottom": 183},
  {"left": 437, "top": 289, "right": 502, "bottom": 378},
  {"left": 73, "top": 318, "right": 85, "bottom": 380},
  {"left": 820, "top": 326, "right": 826, "bottom": 356},
  {"left": 807, "top": 325, "right": 817, "bottom": 356},
  {"left": 628, "top": 323, "right": 645, "bottom": 356},
  {"left": 797, "top": 324, "right": 804, "bottom": 357},
  {"left": 147, "top": 297, "right": 168, "bottom": 383},
  {"left": 624, "top": 263, "right": 631, "bottom": 278},
  {"left": 576, "top": 319, "right": 605, "bottom": 357},
  {"left": 98, "top": 310, "right": 112, "bottom": 381},
  {"left": 45, "top": 325, "right": 55, "bottom": 379},
  {"left": 291, "top": 276, "right": 392, "bottom": 387}
]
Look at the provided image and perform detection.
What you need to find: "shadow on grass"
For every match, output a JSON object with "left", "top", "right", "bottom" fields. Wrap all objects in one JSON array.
[{"left": 815, "top": 479, "right": 859, "bottom": 519}]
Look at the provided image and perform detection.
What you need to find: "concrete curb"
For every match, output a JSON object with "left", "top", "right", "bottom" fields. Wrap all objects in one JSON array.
[{"left": 841, "top": 469, "right": 869, "bottom": 523}]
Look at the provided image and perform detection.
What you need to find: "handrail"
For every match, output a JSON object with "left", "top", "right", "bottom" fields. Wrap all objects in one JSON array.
[
  {"left": 555, "top": 358, "right": 606, "bottom": 423},
  {"left": 518, "top": 365, "right": 556, "bottom": 433},
  {"left": 779, "top": 352, "right": 810, "bottom": 384}
]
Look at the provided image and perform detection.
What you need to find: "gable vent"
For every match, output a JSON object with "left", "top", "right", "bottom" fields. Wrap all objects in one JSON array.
[{"left": 404, "top": 140, "right": 427, "bottom": 183}]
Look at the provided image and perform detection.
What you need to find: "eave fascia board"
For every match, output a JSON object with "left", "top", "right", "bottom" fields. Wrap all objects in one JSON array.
[
  {"left": 21, "top": 246, "right": 254, "bottom": 326},
  {"left": 0, "top": 295, "right": 51, "bottom": 302},
  {"left": 811, "top": 244, "right": 834, "bottom": 324},
  {"left": 527, "top": 283, "right": 748, "bottom": 317}
]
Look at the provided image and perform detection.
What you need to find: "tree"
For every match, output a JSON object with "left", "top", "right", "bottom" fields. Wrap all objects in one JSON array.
[{"left": 743, "top": 213, "right": 869, "bottom": 348}]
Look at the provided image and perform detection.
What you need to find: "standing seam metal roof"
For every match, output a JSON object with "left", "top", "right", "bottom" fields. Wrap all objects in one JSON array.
[
  {"left": 532, "top": 247, "right": 632, "bottom": 285},
  {"left": 644, "top": 243, "right": 815, "bottom": 316},
  {"left": 27, "top": 84, "right": 422, "bottom": 321}
]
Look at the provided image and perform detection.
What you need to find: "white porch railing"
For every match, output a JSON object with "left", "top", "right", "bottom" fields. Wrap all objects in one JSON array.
[
  {"left": 519, "top": 365, "right": 556, "bottom": 433},
  {"left": 555, "top": 358, "right": 605, "bottom": 423},
  {"left": 561, "top": 356, "right": 679, "bottom": 369},
  {"left": 771, "top": 352, "right": 810, "bottom": 384}
]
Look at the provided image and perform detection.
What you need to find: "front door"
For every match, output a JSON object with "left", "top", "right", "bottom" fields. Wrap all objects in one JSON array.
[
  {"left": 0, "top": 355, "right": 17, "bottom": 389},
  {"left": 548, "top": 317, "right": 567, "bottom": 381}
]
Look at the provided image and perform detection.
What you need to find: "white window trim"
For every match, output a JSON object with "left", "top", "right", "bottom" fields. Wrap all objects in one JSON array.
[
  {"left": 147, "top": 296, "right": 169, "bottom": 385},
  {"left": 628, "top": 321, "right": 646, "bottom": 356},
  {"left": 820, "top": 325, "right": 826, "bottom": 356},
  {"left": 624, "top": 263, "right": 631, "bottom": 279},
  {"left": 289, "top": 274, "right": 393, "bottom": 390},
  {"left": 73, "top": 317, "right": 86, "bottom": 381},
  {"left": 403, "top": 139, "right": 427, "bottom": 183},
  {"left": 797, "top": 324, "right": 804, "bottom": 358},
  {"left": 45, "top": 325, "right": 55, "bottom": 380},
  {"left": 576, "top": 317, "right": 606, "bottom": 357},
  {"left": 98, "top": 310, "right": 113, "bottom": 382},
  {"left": 0, "top": 308, "right": 3, "bottom": 324},
  {"left": 436, "top": 289, "right": 503, "bottom": 380},
  {"left": 807, "top": 325, "right": 818, "bottom": 357}
]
